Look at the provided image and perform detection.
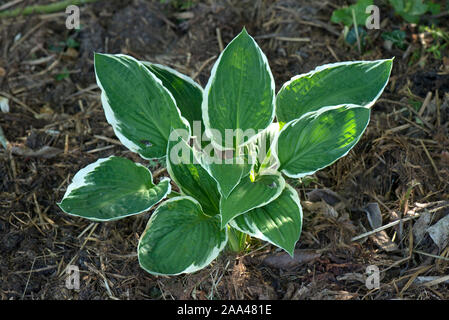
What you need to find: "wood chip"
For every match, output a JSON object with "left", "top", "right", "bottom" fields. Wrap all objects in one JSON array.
[{"left": 262, "top": 249, "right": 321, "bottom": 270}]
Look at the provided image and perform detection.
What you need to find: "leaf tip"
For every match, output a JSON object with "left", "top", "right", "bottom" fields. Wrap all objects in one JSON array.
[
  {"left": 385, "top": 57, "right": 394, "bottom": 67},
  {"left": 93, "top": 52, "right": 115, "bottom": 69},
  {"left": 238, "top": 26, "right": 252, "bottom": 40},
  {"left": 56, "top": 201, "right": 63, "bottom": 210},
  {"left": 93, "top": 52, "right": 105, "bottom": 63}
]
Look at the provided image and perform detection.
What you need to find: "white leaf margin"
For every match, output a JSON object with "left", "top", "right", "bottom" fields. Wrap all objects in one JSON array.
[{"left": 143, "top": 62, "right": 204, "bottom": 93}]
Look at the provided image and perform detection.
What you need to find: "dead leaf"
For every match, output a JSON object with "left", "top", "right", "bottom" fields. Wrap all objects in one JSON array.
[
  {"left": 39, "top": 105, "right": 54, "bottom": 115},
  {"left": 427, "top": 214, "right": 449, "bottom": 250},
  {"left": 291, "top": 285, "right": 310, "bottom": 300},
  {"left": 306, "top": 188, "right": 344, "bottom": 206},
  {"left": 415, "top": 276, "right": 449, "bottom": 285},
  {"left": 282, "top": 283, "right": 296, "bottom": 300},
  {"left": 63, "top": 47, "right": 79, "bottom": 59},
  {"left": 247, "top": 285, "right": 276, "bottom": 300},
  {"left": 302, "top": 200, "right": 338, "bottom": 218},
  {"left": 370, "top": 231, "right": 399, "bottom": 252},
  {"left": 313, "top": 289, "right": 357, "bottom": 300},
  {"left": 413, "top": 210, "right": 432, "bottom": 244},
  {"left": 34, "top": 104, "right": 54, "bottom": 120},
  {"left": 336, "top": 272, "right": 366, "bottom": 284},
  {"left": 443, "top": 56, "right": 449, "bottom": 72},
  {"left": 363, "top": 202, "right": 382, "bottom": 229},
  {"left": 0, "top": 124, "right": 7, "bottom": 149},
  {"left": 262, "top": 249, "right": 321, "bottom": 270},
  {"left": 11, "top": 145, "right": 62, "bottom": 159},
  {"left": 173, "top": 11, "right": 194, "bottom": 19},
  {"left": 0, "top": 96, "right": 9, "bottom": 113}
]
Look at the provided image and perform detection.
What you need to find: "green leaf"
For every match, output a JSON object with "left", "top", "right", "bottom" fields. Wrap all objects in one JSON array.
[
  {"left": 331, "top": 0, "right": 373, "bottom": 27},
  {"left": 276, "top": 59, "right": 393, "bottom": 123},
  {"left": 207, "top": 160, "right": 251, "bottom": 198},
  {"left": 219, "top": 172, "right": 285, "bottom": 228},
  {"left": 389, "top": 0, "right": 428, "bottom": 23},
  {"left": 138, "top": 196, "right": 228, "bottom": 275},
  {"left": 58, "top": 156, "right": 170, "bottom": 221},
  {"left": 55, "top": 68, "right": 70, "bottom": 81},
  {"left": 276, "top": 105, "right": 371, "bottom": 178},
  {"left": 382, "top": 30, "right": 407, "bottom": 50},
  {"left": 94, "top": 53, "right": 190, "bottom": 159},
  {"left": 142, "top": 62, "right": 204, "bottom": 141},
  {"left": 426, "top": 1, "right": 440, "bottom": 15},
  {"left": 196, "top": 148, "right": 254, "bottom": 198},
  {"left": 166, "top": 136, "right": 221, "bottom": 216},
  {"left": 203, "top": 28, "right": 275, "bottom": 149},
  {"left": 230, "top": 184, "right": 302, "bottom": 256}
]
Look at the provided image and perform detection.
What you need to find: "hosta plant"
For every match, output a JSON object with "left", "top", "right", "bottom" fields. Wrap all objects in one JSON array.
[{"left": 58, "top": 28, "right": 392, "bottom": 276}]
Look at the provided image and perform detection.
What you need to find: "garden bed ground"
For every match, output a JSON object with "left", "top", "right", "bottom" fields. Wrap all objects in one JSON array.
[{"left": 0, "top": 0, "right": 448, "bottom": 300}]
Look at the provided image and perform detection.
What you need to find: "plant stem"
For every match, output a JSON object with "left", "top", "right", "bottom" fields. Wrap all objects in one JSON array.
[
  {"left": 166, "top": 191, "right": 181, "bottom": 199},
  {"left": 226, "top": 226, "right": 248, "bottom": 253},
  {"left": 351, "top": 8, "right": 362, "bottom": 54},
  {"left": 0, "top": 0, "right": 100, "bottom": 18}
]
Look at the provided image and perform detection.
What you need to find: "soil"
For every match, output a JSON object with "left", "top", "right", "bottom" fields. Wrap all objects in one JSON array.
[{"left": 0, "top": 0, "right": 448, "bottom": 300}]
